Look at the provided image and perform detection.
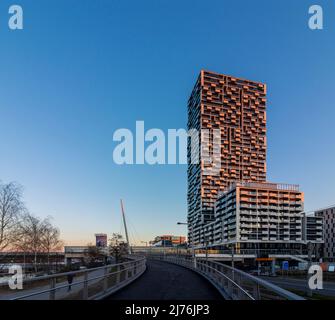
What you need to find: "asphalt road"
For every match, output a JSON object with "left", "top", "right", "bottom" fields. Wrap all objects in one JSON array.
[
  {"left": 261, "top": 276, "right": 335, "bottom": 298},
  {"left": 108, "top": 260, "right": 223, "bottom": 300}
]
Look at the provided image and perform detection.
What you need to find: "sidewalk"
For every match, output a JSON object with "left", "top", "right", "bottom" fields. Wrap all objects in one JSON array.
[{"left": 1, "top": 268, "right": 105, "bottom": 300}]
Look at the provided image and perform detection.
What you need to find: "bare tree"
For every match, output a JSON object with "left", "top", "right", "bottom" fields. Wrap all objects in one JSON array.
[
  {"left": 0, "top": 181, "right": 25, "bottom": 251},
  {"left": 13, "top": 213, "right": 63, "bottom": 273},
  {"left": 12, "top": 234, "right": 31, "bottom": 269},
  {"left": 109, "top": 233, "right": 128, "bottom": 263},
  {"left": 15, "top": 213, "right": 46, "bottom": 273},
  {"left": 82, "top": 243, "right": 106, "bottom": 267},
  {"left": 0, "top": 181, "right": 63, "bottom": 273},
  {"left": 40, "top": 218, "right": 63, "bottom": 268}
]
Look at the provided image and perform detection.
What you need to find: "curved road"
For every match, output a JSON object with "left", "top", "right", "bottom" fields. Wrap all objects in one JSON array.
[{"left": 108, "top": 260, "right": 223, "bottom": 300}]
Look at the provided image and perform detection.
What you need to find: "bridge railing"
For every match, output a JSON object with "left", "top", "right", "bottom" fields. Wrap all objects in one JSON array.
[
  {"left": 2, "top": 256, "right": 146, "bottom": 300},
  {"left": 149, "top": 254, "right": 304, "bottom": 300}
]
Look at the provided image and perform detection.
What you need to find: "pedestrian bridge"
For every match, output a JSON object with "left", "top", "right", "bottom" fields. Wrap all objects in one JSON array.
[{"left": 1, "top": 255, "right": 304, "bottom": 300}]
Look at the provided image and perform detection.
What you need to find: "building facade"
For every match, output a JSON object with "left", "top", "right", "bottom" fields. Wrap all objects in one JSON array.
[
  {"left": 213, "top": 182, "right": 304, "bottom": 248},
  {"left": 187, "top": 70, "right": 267, "bottom": 244},
  {"left": 187, "top": 70, "right": 323, "bottom": 255},
  {"left": 95, "top": 233, "right": 108, "bottom": 247},
  {"left": 151, "top": 235, "right": 186, "bottom": 246},
  {"left": 303, "top": 215, "right": 324, "bottom": 243},
  {"left": 199, "top": 182, "right": 322, "bottom": 253},
  {"left": 315, "top": 206, "right": 335, "bottom": 261}
]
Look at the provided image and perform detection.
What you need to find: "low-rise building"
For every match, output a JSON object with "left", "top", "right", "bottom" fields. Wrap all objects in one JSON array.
[
  {"left": 150, "top": 235, "right": 186, "bottom": 246},
  {"left": 194, "top": 182, "right": 323, "bottom": 256}
]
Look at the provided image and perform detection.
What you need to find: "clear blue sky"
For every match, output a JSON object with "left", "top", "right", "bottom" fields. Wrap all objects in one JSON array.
[{"left": 0, "top": 0, "right": 334, "bottom": 245}]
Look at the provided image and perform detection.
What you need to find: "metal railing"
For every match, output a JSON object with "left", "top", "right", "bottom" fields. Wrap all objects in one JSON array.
[
  {"left": 149, "top": 254, "right": 304, "bottom": 300},
  {"left": 1, "top": 256, "right": 146, "bottom": 300}
]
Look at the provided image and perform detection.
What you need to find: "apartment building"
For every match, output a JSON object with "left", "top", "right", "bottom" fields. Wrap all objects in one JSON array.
[
  {"left": 199, "top": 182, "right": 309, "bottom": 251},
  {"left": 315, "top": 206, "right": 335, "bottom": 261},
  {"left": 199, "top": 182, "right": 324, "bottom": 250},
  {"left": 187, "top": 70, "right": 267, "bottom": 244},
  {"left": 303, "top": 215, "right": 324, "bottom": 243},
  {"left": 187, "top": 70, "right": 323, "bottom": 254}
]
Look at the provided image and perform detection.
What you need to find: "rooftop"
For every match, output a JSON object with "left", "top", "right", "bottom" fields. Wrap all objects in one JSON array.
[{"left": 219, "top": 182, "right": 300, "bottom": 197}]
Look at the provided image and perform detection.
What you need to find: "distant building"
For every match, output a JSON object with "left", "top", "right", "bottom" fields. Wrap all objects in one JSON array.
[
  {"left": 315, "top": 206, "right": 335, "bottom": 261},
  {"left": 95, "top": 234, "right": 108, "bottom": 247},
  {"left": 150, "top": 235, "right": 186, "bottom": 247}
]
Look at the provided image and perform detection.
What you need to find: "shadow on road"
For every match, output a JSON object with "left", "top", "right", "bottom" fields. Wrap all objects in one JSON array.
[{"left": 108, "top": 260, "right": 223, "bottom": 300}]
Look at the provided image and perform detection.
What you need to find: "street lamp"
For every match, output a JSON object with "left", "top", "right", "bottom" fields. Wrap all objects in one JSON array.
[
  {"left": 141, "top": 241, "right": 148, "bottom": 247},
  {"left": 177, "top": 222, "right": 196, "bottom": 268},
  {"left": 177, "top": 222, "right": 193, "bottom": 247},
  {"left": 230, "top": 243, "right": 235, "bottom": 280}
]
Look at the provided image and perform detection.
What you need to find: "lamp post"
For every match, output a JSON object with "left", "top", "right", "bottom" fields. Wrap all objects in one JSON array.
[
  {"left": 177, "top": 222, "right": 196, "bottom": 268},
  {"left": 205, "top": 237, "right": 209, "bottom": 262},
  {"left": 231, "top": 243, "right": 235, "bottom": 281}
]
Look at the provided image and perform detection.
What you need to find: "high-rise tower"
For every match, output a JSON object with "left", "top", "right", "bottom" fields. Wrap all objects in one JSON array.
[{"left": 187, "top": 70, "right": 267, "bottom": 245}]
